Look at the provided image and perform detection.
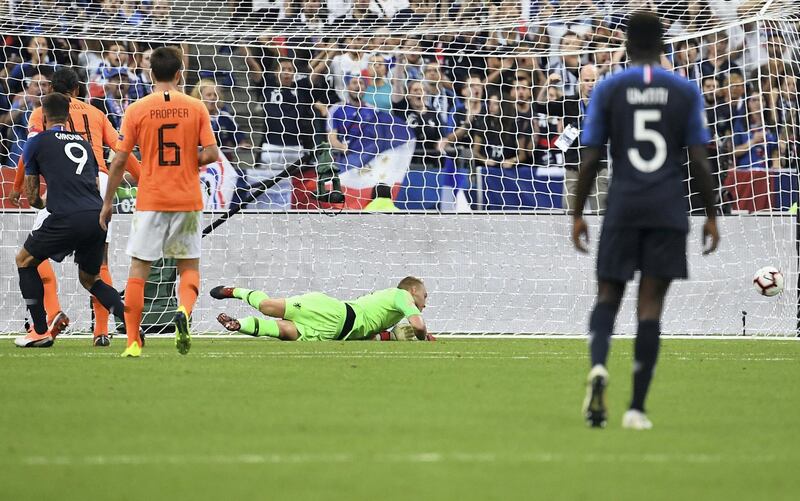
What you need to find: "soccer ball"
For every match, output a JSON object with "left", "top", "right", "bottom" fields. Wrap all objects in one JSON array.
[{"left": 752, "top": 266, "right": 785, "bottom": 297}]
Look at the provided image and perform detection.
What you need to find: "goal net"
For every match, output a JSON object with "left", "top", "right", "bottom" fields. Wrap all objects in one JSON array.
[{"left": 0, "top": 0, "right": 797, "bottom": 336}]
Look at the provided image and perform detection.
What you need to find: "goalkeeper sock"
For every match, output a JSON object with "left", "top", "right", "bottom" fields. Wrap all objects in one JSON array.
[
  {"left": 630, "top": 320, "right": 661, "bottom": 412},
  {"left": 589, "top": 302, "right": 617, "bottom": 367},
  {"left": 233, "top": 288, "right": 269, "bottom": 311},
  {"left": 238, "top": 316, "right": 279, "bottom": 338}
]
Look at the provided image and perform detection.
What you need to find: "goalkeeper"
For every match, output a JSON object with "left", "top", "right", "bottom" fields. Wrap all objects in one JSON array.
[{"left": 211, "top": 276, "right": 428, "bottom": 341}]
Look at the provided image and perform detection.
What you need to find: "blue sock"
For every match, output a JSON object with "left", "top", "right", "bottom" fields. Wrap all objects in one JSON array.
[
  {"left": 589, "top": 302, "right": 617, "bottom": 367},
  {"left": 18, "top": 267, "right": 47, "bottom": 334},
  {"left": 630, "top": 320, "right": 661, "bottom": 412}
]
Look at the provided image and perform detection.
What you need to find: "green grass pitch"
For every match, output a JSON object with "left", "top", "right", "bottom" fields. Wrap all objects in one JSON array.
[{"left": 1, "top": 337, "right": 798, "bottom": 500}]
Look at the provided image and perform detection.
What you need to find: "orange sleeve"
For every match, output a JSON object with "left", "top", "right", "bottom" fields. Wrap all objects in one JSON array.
[
  {"left": 27, "top": 108, "right": 44, "bottom": 135},
  {"left": 13, "top": 156, "right": 25, "bottom": 192},
  {"left": 116, "top": 106, "right": 139, "bottom": 153},
  {"left": 198, "top": 102, "right": 216, "bottom": 148},
  {"left": 102, "top": 112, "right": 141, "bottom": 181}
]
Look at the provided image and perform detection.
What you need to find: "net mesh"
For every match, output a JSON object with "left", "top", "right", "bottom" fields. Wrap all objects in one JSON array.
[{"left": 0, "top": 0, "right": 798, "bottom": 336}]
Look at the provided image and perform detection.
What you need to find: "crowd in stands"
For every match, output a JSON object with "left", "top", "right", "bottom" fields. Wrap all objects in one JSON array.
[{"left": 1, "top": 0, "right": 798, "bottom": 212}]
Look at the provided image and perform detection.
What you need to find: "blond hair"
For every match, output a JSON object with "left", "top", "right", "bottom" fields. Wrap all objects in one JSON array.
[
  {"left": 397, "top": 276, "right": 424, "bottom": 291},
  {"left": 190, "top": 78, "right": 217, "bottom": 101}
]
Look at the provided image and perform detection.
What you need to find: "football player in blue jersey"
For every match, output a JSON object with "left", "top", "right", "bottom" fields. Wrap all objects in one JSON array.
[{"left": 572, "top": 12, "right": 720, "bottom": 429}]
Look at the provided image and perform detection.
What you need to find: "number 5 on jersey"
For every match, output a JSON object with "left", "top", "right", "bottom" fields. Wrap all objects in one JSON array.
[{"left": 628, "top": 110, "right": 667, "bottom": 173}]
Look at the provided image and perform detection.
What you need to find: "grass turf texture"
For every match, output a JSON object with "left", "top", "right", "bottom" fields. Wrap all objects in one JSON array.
[{"left": 0, "top": 338, "right": 798, "bottom": 501}]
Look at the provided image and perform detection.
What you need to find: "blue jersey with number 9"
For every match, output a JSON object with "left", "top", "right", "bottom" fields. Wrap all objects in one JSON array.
[
  {"left": 23, "top": 126, "right": 101, "bottom": 214},
  {"left": 581, "top": 65, "right": 711, "bottom": 232}
]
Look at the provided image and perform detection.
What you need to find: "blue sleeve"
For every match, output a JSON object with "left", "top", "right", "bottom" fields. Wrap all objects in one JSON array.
[
  {"left": 683, "top": 84, "right": 711, "bottom": 146},
  {"left": 22, "top": 135, "right": 41, "bottom": 175},
  {"left": 732, "top": 129, "right": 749, "bottom": 147},
  {"left": 580, "top": 79, "right": 609, "bottom": 147},
  {"left": 328, "top": 105, "right": 344, "bottom": 134}
]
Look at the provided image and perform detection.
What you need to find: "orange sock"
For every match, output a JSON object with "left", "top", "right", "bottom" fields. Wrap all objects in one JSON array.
[
  {"left": 92, "top": 264, "right": 113, "bottom": 336},
  {"left": 124, "top": 277, "right": 145, "bottom": 347},
  {"left": 178, "top": 269, "right": 200, "bottom": 316},
  {"left": 38, "top": 260, "right": 61, "bottom": 323}
]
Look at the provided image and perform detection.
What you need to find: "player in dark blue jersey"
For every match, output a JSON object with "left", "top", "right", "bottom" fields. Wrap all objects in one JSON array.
[
  {"left": 14, "top": 93, "right": 127, "bottom": 348},
  {"left": 571, "top": 12, "right": 720, "bottom": 430}
]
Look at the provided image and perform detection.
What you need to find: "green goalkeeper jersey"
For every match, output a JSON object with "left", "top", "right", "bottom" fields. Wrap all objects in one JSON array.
[{"left": 345, "top": 288, "right": 421, "bottom": 340}]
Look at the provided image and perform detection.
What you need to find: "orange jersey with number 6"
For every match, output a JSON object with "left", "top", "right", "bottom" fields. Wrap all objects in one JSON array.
[
  {"left": 117, "top": 91, "right": 216, "bottom": 212},
  {"left": 14, "top": 98, "right": 141, "bottom": 191}
]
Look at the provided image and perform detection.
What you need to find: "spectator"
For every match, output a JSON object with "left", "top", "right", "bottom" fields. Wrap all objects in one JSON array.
[
  {"left": 108, "top": 0, "right": 146, "bottom": 26},
  {"left": 249, "top": 57, "right": 316, "bottom": 209},
  {"left": 507, "top": 73, "right": 534, "bottom": 167},
  {"left": 442, "top": 32, "right": 487, "bottom": 94},
  {"left": 701, "top": 32, "right": 737, "bottom": 80},
  {"left": 439, "top": 74, "right": 485, "bottom": 162},
  {"left": 143, "top": 0, "right": 174, "bottom": 31},
  {"left": 672, "top": 39, "right": 701, "bottom": 82},
  {"left": 330, "top": 34, "right": 370, "bottom": 102},
  {"left": 725, "top": 95, "right": 781, "bottom": 212},
  {"left": 548, "top": 33, "right": 583, "bottom": 97},
  {"left": 292, "top": 0, "right": 330, "bottom": 31},
  {"left": 533, "top": 74, "right": 564, "bottom": 169},
  {"left": 394, "top": 36, "right": 425, "bottom": 84},
  {"left": 90, "top": 66, "right": 131, "bottom": 129},
  {"left": 722, "top": 71, "right": 748, "bottom": 139},
  {"left": 558, "top": 64, "right": 608, "bottom": 212},
  {"left": 363, "top": 54, "right": 393, "bottom": 111},
  {"left": 472, "top": 94, "right": 520, "bottom": 170},
  {"left": 393, "top": 79, "right": 443, "bottom": 168},
  {"left": 7, "top": 36, "right": 54, "bottom": 96},
  {"left": 328, "top": 0, "right": 409, "bottom": 25},
  {"left": 129, "top": 47, "right": 153, "bottom": 100},
  {"left": 89, "top": 41, "right": 135, "bottom": 99},
  {"left": 191, "top": 79, "right": 251, "bottom": 160},
  {"left": 1, "top": 71, "right": 51, "bottom": 167},
  {"left": 422, "top": 60, "right": 456, "bottom": 136}
]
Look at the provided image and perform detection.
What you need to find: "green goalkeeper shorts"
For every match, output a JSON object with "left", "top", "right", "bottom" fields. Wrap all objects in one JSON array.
[{"left": 284, "top": 292, "right": 347, "bottom": 341}]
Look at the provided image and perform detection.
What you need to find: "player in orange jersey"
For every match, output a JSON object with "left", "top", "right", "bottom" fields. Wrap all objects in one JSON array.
[
  {"left": 101, "top": 46, "right": 219, "bottom": 357},
  {"left": 9, "top": 67, "right": 141, "bottom": 347}
]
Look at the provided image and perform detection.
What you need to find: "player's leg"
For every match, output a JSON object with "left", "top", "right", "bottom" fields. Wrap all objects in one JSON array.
[
  {"left": 210, "top": 285, "right": 286, "bottom": 317},
  {"left": 164, "top": 211, "right": 202, "bottom": 355},
  {"left": 14, "top": 248, "right": 51, "bottom": 346},
  {"left": 622, "top": 229, "right": 686, "bottom": 430},
  {"left": 217, "top": 313, "right": 299, "bottom": 340},
  {"left": 31, "top": 208, "right": 69, "bottom": 336},
  {"left": 622, "top": 275, "right": 671, "bottom": 431},
  {"left": 122, "top": 257, "right": 152, "bottom": 355},
  {"left": 584, "top": 226, "right": 637, "bottom": 428},
  {"left": 92, "top": 172, "right": 115, "bottom": 341}
]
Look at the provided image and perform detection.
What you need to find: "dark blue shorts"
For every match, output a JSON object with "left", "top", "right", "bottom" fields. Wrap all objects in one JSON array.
[
  {"left": 596, "top": 227, "right": 687, "bottom": 282},
  {"left": 24, "top": 210, "right": 106, "bottom": 276}
]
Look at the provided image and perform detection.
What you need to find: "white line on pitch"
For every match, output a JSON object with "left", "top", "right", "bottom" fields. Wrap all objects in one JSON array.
[{"left": 13, "top": 451, "right": 782, "bottom": 467}]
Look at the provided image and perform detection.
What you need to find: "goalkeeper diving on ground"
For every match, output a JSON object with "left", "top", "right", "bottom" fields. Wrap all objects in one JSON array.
[{"left": 211, "top": 276, "right": 431, "bottom": 341}]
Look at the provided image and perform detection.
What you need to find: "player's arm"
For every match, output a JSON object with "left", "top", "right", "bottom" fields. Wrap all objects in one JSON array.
[
  {"left": 102, "top": 114, "right": 142, "bottom": 181},
  {"left": 572, "top": 81, "right": 609, "bottom": 253},
  {"left": 685, "top": 86, "right": 719, "bottom": 255},
  {"left": 9, "top": 111, "right": 44, "bottom": 205},
  {"left": 101, "top": 112, "right": 139, "bottom": 230},
  {"left": 21, "top": 135, "right": 44, "bottom": 209},
  {"left": 395, "top": 289, "right": 427, "bottom": 340},
  {"left": 406, "top": 314, "right": 428, "bottom": 340}
]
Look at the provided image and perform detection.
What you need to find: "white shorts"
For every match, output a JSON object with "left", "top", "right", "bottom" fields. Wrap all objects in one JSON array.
[
  {"left": 126, "top": 210, "right": 202, "bottom": 261},
  {"left": 31, "top": 171, "right": 112, "bottom": 244}
]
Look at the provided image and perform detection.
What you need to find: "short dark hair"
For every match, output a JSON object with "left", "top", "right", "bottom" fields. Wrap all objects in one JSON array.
[
  {"left": 42, "top": 93, "right": 71, "bottom": 124},
  {"left": 625, "top": 11, "right": 664, "bottom": 60},
  {"left": 150, "top": 46, "right": 183, "bottom": 82},
  {"left": 51, "top": 67, "right": 80, "bottom": 94}
]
